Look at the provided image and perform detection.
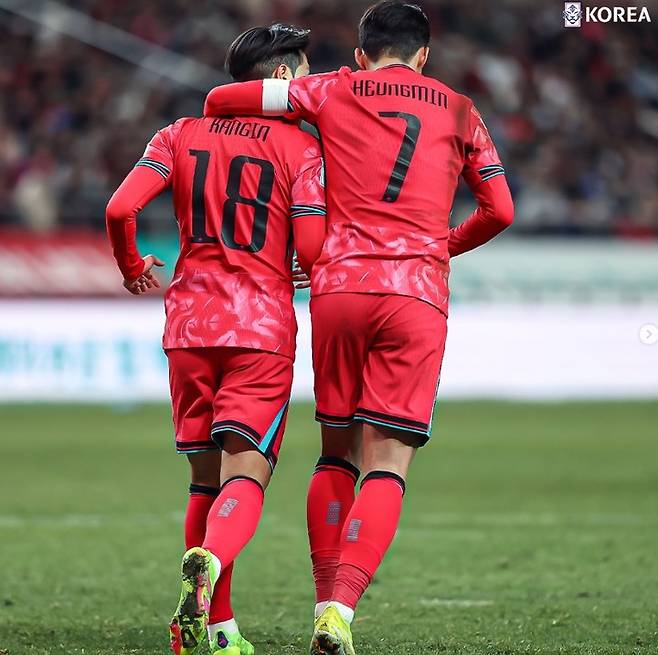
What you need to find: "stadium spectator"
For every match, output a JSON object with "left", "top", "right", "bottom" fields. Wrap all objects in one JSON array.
[{"left": 0, "top": 0, "right": 656, "bottom": 237}]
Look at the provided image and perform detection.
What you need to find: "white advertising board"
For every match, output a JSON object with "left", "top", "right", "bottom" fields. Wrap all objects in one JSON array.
[{"left": 0, "top": 300, "right": 656, "bottom": 402}]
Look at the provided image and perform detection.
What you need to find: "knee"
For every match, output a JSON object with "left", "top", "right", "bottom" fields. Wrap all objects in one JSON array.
[
  {"left": 220, "top": 433, "right": 272, "bottom": 490},
  {"left": 187, "top": 451, "right": 221, "bottom": 487},
  {"left": 320, "top": 425, "right": 362, "bottom": 467},
  {"left": 321, "top": 444, "right": 360, "bottom": 468}
]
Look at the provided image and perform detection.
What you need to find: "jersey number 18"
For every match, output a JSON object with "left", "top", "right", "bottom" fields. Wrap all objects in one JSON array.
[{"left": 189, "top": 150, "right": 274, "bottom": 253}]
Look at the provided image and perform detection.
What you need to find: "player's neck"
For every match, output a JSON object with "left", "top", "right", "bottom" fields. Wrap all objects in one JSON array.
[{"left": 367, "top": 57, "right": 415, "bottom": 72}]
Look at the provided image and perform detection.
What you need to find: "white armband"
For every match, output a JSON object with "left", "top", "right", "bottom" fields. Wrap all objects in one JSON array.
[{"left": 262, "top": 78, "right": 291, "bottom": 115}]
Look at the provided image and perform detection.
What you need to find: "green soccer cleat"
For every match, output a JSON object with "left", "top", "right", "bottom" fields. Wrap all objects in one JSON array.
[
  {"left": 169, "top": 547, "right": 219, "bottom": 655},
  {"left": 209, "top": 628, "right": 255, "bottom": 655},
  {"left": 310, "top": 605, "right": 356, "bottom": 655}
]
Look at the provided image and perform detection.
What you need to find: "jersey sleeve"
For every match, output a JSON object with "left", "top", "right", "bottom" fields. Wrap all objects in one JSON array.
[
  {"left": 204, "top": 70, "right": 341, "bottom": 122},
  {"left": 285, "top": 70, "right": 342, "bottom": 122},
  {"left": 450, "top": 103, "right": 513, "bottom": 257},
  {"left": 290, "top": 139, "right": 327, "bottom": 220},
  {"left": 106, "top": 124, "right": 177, "bottom": 280},
  {"left": 289, "top": 137, "right": 327, "bottom": 273},
  {"left": 448, "top": 174, "right": 514, "bottom": 257},
  {"left": 134, "top": 124, "right": 175, "bottom": 183},
  {"left": 106, "top": 166, "right": 168, "bottom": 280},
  {"left": 461, "top": 102, "right": 505, "bottom": 189}
]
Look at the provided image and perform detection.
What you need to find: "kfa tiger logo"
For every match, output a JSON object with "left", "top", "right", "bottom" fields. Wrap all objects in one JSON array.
[
  {"left": 563, "top": 2, "right": 652, "bottom": 27},
  {"left": 563, "top": 2, "right": 583, "bottom": 27}
]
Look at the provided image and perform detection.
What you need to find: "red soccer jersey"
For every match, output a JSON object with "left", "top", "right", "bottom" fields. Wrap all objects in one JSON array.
[
  {"left": 205, "top": 65, "right": 511, "bottom": 317},
  {"left": 135, "top": 116, "right": 325, "bottom": 358}
]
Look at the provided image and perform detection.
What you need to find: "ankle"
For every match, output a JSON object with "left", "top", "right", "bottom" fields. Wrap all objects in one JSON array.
[
  {"left": 208, "top": 618, "right": 239, "bottom": 640},
  {"left": 327, "top": 600, "right": 355, "bottom": 624}
]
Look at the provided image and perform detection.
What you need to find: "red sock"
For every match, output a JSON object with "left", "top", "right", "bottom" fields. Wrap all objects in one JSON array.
[
  {"left": 203, "top": 477, "right": 264, "bottom": 619},
  {"left": 185, "top": 484, "right": 219, "bottom": 549},
  {"left": 185, "top": 484, "right": 236, "bottom": 623},
  {"left": 332, "top": 472, "right": 405, "bottom": 610},
  {"left": 307, "top": 457, "right": 359, "bottom": 604},
  {"left": 209, "top": 562, "right": 234, "bottom": 624}
]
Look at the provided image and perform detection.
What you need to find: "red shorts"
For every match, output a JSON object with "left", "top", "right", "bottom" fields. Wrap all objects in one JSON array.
[
  {"left": 311, "top": 293, "right": 447, "bottom": 444},
  {"left": 166, "top": 347, "right": 293, "bottom": 469}
]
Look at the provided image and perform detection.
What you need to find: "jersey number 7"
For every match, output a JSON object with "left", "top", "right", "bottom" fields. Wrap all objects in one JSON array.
[
  {"left": 378, "top": 112, "right": 421, "bottom": 203},
  {"left": 189, "top": 150, "right": 274, "bottom": 252}
]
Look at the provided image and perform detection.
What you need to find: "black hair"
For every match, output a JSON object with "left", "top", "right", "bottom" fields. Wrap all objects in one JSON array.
[
  {"left": 225, "top": 23, "right": 311, "bottom": 82},
  {"left": 358, "top": 1, "right": 430, "bottom": 62}
]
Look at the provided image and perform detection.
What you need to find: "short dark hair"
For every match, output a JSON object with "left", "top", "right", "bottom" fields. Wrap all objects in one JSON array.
[
  {"left": 358, "top": 1, "right": 430, "bottom": 62},
  {"left": 225, "top": 23, "right": 311, "bottom": 82}
]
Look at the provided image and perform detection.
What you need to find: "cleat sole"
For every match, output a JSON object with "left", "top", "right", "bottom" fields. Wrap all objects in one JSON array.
[
  {"left": 169, "top": 549, "right": 213, "bottom": 655},
  {"left": 311, "top": 630, "right": 348, "bottom": 655}
]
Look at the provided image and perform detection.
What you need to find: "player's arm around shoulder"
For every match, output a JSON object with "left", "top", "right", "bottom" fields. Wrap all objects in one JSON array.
[{"left": 203, "top": 69, "right": 344, "bottom": 123}]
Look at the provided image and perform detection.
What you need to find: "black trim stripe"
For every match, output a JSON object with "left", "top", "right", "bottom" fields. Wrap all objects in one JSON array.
[
  {"left": 189, "top": 483, "right": 220, "bottom": 497},
  {"left": 176, "top": 439, "right": 219, "bottom": 452},
  {"left": 315, "top": 410, "right": 431, "bottom": 445},
  {"left": 478, "top": 164, "right": 505, "bottom": 183},
  {"left": 315, "top": 411, "right": 355, "bottom": 424},
  {"left": 291, "top": 204, "right": 326, "bottom": 211},
  {"left": 135, "top": 157, "right": 171, "bottom": 179},
  {"left": 299, "top": 120, "right": 320, "bottom": 140},
  {"left": 315, "top": 456, "right": 360, "bottom": 481},
  {"left": 211, "top": 420, "right": 262, "bottom": 445},
  {"left": 361, "top": 470, "right": 406, "bottom": 495},
  {"left": 354, "top": 407, "right": 428, "bottom": 432},
  {"left": 211, "top": 420, "right": 278, "bottom": 471},
  {"left": 141, "top": 157, "right": 170, "bottom": 174},
  {"left": 221, "top": 475, "right": 265, "bottom": 495},
  {"left": 291, "top": 205, "right": 326, "bottom": 219}
]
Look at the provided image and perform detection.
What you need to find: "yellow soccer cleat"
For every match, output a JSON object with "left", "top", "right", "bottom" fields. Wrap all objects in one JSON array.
[
  {"left": 210, "top": 628, "right": 255, "bottom": 655},
  {"left": 169, "top": 547, "right": 219, "bottom": 655},
  {"left": 310, "top": 605, "right": 356, "bottom": 655}
]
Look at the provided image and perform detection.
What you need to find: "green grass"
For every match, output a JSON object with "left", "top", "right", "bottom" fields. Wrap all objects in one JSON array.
[{"left": 1, "top": 401, "right": 657, "bottom": 655}]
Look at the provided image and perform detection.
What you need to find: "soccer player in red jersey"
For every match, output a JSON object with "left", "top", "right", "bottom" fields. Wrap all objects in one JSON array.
[
  {"left": 105, "top": 25, "right": 326, "bottom": 655},
  {"left": 202, "top": 3, "right": 514, "bottom": 653}
]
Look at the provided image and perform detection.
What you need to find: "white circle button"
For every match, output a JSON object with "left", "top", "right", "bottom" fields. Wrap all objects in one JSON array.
[{"left": 639, "top": 323, "right": 658, "bottom": 345}]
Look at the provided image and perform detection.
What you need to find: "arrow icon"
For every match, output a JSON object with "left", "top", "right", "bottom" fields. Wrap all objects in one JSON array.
[{"left": 639, "top": 323, "right": 658, "bottom": 345}]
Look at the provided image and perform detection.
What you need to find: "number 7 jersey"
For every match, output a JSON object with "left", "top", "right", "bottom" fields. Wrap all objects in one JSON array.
[
  {"left": 281, "top": 64, "right": 504, "bottom": 316},
  {"left": 138, "top": 116, "right": 325, "bottom": 358}
]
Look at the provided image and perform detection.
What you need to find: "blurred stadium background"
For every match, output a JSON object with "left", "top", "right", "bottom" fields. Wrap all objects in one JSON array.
[
  {"left": 1, "top": 2, "right": 658, "bottom": 654},
  {"left": 0, "top": 0, "right": 656, "bottom": 402}
]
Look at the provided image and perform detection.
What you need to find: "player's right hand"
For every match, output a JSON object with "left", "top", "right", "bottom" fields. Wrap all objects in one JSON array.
[
  {"left": 292, "top": 256, "right": 311, "bottom": 290},
  {"left": 123, "top": 254, "right": 165, "bottom": 295}
]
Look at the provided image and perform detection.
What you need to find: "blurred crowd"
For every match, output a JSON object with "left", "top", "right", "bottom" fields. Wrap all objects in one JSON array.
[{"left": 0, "top": 0, "right": 657, "bottom": 237}]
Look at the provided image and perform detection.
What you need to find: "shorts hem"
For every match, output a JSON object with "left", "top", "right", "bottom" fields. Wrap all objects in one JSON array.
[
  {"left": 210, "top": 421, "right": 276, "bottom": 471},
  {"left": 175, "top": 440, "right": 220, "bottom": 454},
  {"left": 315, "top": 408, "right": 431, "bottom": 445},
  {"left": 314, "top": 410, "right": 354, "bottom": 428}
]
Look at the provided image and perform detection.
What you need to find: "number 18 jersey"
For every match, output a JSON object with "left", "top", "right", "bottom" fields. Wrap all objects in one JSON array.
[
  {"left": 138, "top": 116, "right": 325, "bottom": 358},
  {"left": 282, "top": 64, "right": 504, "bottom": 317}
]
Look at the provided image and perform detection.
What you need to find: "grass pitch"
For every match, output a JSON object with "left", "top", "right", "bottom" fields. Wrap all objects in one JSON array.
[{"left": 1, "top": 401, "right": 657, "bottom": 655}]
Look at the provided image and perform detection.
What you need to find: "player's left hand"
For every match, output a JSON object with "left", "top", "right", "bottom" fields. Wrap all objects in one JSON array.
[
  {"left": 292, "top": 257, "right": 310, "bottom": 290},
  {"left": 123, "top": 254, "right": 165, "bottom": 295}
]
